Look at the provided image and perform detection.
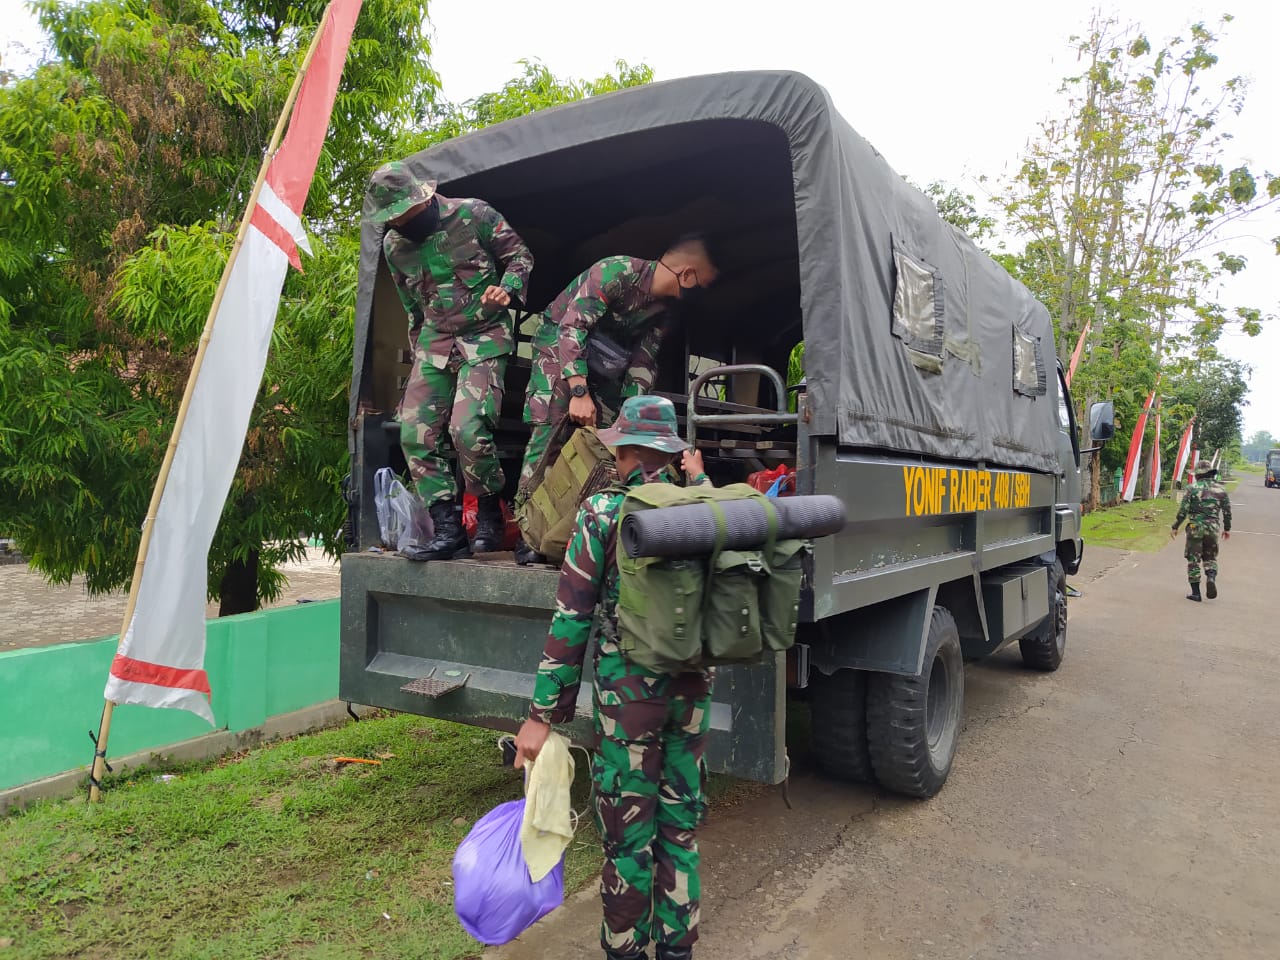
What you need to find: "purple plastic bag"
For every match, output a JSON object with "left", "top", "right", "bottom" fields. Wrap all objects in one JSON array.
[{"left": 453, "top": 798, "right": 565, "bottom": 945}]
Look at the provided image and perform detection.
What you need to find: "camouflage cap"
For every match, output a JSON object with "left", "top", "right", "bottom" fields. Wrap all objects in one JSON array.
[
  {"left": 597, "top": 396, "right": 689, "bottom": 454},
  {"left": 1194, "top": 461, "right": 1218, "bottom": 478},
  {"left": 367, "top": 161, "right": 436, "bottom": 224}
]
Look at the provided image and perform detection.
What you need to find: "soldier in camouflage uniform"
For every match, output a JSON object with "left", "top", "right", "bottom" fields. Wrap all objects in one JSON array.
[
  {"left": 1171, "top": 461, "right": 1232, "bottom": 601},
  {"left": 368, "top": 161, "right": 534, "bottom": 559},
  {"left": 514, "top": 237, "right": 718, "bottom": 564},
  {"left": 514, "top": 396, "right": 713, "bottom": 960}
]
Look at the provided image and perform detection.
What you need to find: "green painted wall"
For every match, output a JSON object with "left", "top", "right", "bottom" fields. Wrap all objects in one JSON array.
[{"left": 0, "top": 600, "right": 339, "bottom": 792}]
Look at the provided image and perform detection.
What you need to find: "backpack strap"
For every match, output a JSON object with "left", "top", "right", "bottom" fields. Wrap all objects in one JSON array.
[
  {"left": 760, "top": 495, "right": 780, "bottom": 565},
  {"left": 701, "top": 499, "right": 732, "bottom": 609}
]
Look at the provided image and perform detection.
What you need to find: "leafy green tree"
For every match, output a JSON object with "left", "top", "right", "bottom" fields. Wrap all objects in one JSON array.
[
  {"left": 0, "top": 1, "right": 649, "bottom": 614},
  {"left": 922, "top": 180, "right": 997, "bottom": 248},
  {"left": 1242, "top": 430, "right": 1278, "bottom": 462},
  {"left": 396, "top": 58, "right": 653, "bottom": 156},
  {"left": 3, "top": 0, "right": 431, "bottom": 613},
  {"left": 1160, "top": 354, "right": 1249, "bottom": 475},
  {"left": 1000, "top": 15, "right": 1278, "bottom": 360},
  {"left": 995, "top": 14, "right": 1277, "bottom": 504}
]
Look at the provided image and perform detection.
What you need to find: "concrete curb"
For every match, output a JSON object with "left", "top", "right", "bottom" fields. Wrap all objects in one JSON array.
[{"left": 0, "top": 699, "right": 377, "bottom": 814}]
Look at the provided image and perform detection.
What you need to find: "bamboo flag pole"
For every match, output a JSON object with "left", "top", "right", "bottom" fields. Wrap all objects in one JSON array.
[{"left": 88, "top": 8, "right": 334, "bottom": 803}]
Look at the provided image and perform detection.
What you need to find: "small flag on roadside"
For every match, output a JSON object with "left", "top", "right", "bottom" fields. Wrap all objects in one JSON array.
[
  {"left": 1065, "top": 319, "right": 1091, "bottom": 387},
  {"left": 1173, "top": 418, "right": 1195, "bottom": 487},
  {"left": 1149, "top": 411, "right": 1162, "bottom": 498},
  {"left": 1121, "top": 389, "right": 1156, "bottom": 503}
]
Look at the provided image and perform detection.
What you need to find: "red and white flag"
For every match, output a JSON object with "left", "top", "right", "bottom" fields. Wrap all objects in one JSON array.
[
  {"left": 1188, "top": 448, "right": 1199, "bottom": 484},
  {"left": 1173, "top": 418, "right": 1195, "bottom": 487},
  {"left": 104, "top": 0, "right": 363, "bottom": 724},
  {"left": 1065, "top": 319, "right": 1091, "bottom": 387},
  {"left": 1149, "top": 411, "right": 1162, "bottom": 498},
  {"left": 1121, "top": 390, "right": 1157, "bottom": 502}
]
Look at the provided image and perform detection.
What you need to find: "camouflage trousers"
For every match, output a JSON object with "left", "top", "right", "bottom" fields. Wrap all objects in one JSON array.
[
  {"left": 591, "top": 656, "right": 712, "bottom": 955},
  {"left": 397, "top": 347, "right": 506, "bottom": 506},
  {"left": 1184, "top": 531, "right": 1220, "bottom": 583}
]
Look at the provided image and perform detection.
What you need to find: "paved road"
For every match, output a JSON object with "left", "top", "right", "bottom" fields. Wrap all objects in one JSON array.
[
  {"left": 490, "top": 480, "right": 1280, "bottom": 959},
  {"left": 0, "top": 548, "right": 339, "bottom": 651}
]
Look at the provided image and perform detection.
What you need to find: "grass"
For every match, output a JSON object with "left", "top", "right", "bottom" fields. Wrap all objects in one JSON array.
[
  {"left": 0, "top": 712, "right": 757, "bottom": 960},
  {"left": 0, "top": 713, "right": 595, "bottom": 960},
  {"left": 1082, "top": 494, "right": 1180, "bottom": 552}
]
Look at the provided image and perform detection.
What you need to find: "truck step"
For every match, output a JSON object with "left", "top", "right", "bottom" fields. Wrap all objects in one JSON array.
[{"left": 400, "top": 668, "right": 470, "bottom": 699}]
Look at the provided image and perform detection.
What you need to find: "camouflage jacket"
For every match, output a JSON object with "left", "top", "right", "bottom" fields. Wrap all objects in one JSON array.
[
  {"left": 1174, "top": 480, "right": 1232, "bottom": 535},
  {"left": 530, "top": 256, "right": 670, "bottom": 394},
  {"left": 530, "top": 468, "right": 710, "bottom": 725},
  {"left": 382, "top": 195, "right": 534, "bottom": 368}
]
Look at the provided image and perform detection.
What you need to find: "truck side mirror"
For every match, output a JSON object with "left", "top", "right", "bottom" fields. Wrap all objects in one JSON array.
[{"left": 1089, "top": 402, "right": 1115, "bottom": 442}]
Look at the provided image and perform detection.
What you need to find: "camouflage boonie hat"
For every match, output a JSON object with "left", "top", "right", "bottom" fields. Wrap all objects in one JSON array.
[
  {"left": 597, "top": 396, "right": 689, "bottom": 454},
  {"left": 1194, "top": 461, "right": 1218, "bottom": 478},
  {"left": 367, "top": 161, "right": 436, "bottom": 224}
]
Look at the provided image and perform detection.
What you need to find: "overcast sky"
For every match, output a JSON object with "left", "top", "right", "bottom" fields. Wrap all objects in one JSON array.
[{"left": 3, "top": 0, "right": 1277, "bottom": 436}]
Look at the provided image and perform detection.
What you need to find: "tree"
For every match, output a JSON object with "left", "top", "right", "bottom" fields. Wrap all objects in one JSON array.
[
  {"left": 0, "top": 0, "right": 651, "bottom": 613},
  {"left": 396, "top": 58, "right": 653, "bottom": 157},
  {"left": 922, "top": 180, "right": 997, "bottom": 249},
  {"left": 1161, "top": 354, "right": 1249, "bottom": 471},
  {"left": 995, "top": 14, "right": 1277, "bottom": 503},
  {"left": 1000, "top": 15, "right": 1278, "bottom": 360},
  {"left": 1242, "top": 430, "right": 1278, "bottom": 462}
]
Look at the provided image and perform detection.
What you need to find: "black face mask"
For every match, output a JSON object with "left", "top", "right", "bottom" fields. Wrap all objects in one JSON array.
[
  {"left": 660, "top": 259, "right": 708, "bottom": 304},
  {"left": 677, "top": 281, "right": 708, "bottom": 305},
  {"left": 392, "top": 199, "right": 440, "bottom": 243}
]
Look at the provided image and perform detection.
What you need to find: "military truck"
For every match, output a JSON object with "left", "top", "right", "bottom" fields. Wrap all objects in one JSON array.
[
  {"left": 340, "top": 71, "right": 1114, "bottom": 798},
  {"left": 1265, "top": 449, "right": 1280, "bottom": 488}
]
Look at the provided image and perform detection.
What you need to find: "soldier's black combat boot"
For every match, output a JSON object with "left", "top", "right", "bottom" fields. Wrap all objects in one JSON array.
[
  {"left": 603, "top": 950, "right": 646, "bottom": 960},
  {"left": 1205, "top": 576, "right": 1218, "bottom": 600},
  {"left": 514, "top": 539, "right": 546, "bottom": 566},
  {"left": 471, "top": 494, "right": 506, "bottom": 553},
  {"left": 655, "top": 945, "right": 694, "bottom": 960},
  {"left": 1186, "top": 581, "right": 1202, "bottom": 602},
  {"left": 404, "top": 500, "right": 470, "bottom": 561}
]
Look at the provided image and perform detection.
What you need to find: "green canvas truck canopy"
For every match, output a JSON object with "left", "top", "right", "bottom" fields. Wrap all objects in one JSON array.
[{"left": 353, "top": 70, "right": 1059, "bottom": 474}]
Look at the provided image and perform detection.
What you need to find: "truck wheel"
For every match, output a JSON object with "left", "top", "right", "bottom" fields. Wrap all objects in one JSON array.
[
  {"left": 809, "top": 668, "right": 874, "bottom": 783},
  {"left": 1019, "top": 559, "right": 1066, "bottom": 672},
  {"left": 866, "top": 607, "right": 963, "bottom": 799}
]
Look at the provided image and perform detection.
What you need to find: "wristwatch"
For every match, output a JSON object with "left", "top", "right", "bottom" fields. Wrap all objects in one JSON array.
[{"left": 570, "top": 384, "right": 589, "bottom": 398}]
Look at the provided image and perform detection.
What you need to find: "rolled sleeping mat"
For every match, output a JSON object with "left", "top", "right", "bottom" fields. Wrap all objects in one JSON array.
[{"left": 621, "top": 495, "right": 846, "bottom": 559}]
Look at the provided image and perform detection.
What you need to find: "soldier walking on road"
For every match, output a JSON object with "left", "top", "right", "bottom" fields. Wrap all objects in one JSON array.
[
  {"left": 514, "top": 396, "right": 712, "bottom": 960},
  {"left": 514, "top": 237, "right": 718, "bottom": 563},
  {"left": 1171, "top": 461, "right": 1232, "bottom": 601},
  {"left": 368, "top": 162, "right": 534, "bottom": 559}
]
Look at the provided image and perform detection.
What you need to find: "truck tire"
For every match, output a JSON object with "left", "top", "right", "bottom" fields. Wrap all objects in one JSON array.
[
  {"left": 866, "top": 607, "right": 963, "bottom": 799},
  {"left": 809, "top": 668, "right": 874, "bottom": 783},
  {"left": 1019, "top": 559, "right": 1066, "bottom": 672}
]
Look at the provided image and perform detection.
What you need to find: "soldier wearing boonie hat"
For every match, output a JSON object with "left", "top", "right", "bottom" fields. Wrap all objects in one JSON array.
[
  {"left": 513, "top": 395, "right": 713, "bottom": 960},
  {"left": 368, "top": 161, "right": 534, "bottom": 560}
]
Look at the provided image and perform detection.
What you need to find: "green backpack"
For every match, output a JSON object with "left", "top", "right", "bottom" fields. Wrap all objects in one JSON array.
[{"left": 612, "top": 483, "right": 810, "bottom": 673}]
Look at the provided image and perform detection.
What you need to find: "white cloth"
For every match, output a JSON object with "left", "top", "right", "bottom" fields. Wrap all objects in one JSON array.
[{"left": 520, "top": 731, "right": 575, "bottom": 882}]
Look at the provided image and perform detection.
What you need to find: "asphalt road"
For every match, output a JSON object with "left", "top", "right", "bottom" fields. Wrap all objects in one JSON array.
[{"left": 489, "top": 479, "right": 1280, "bottom": 960}]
